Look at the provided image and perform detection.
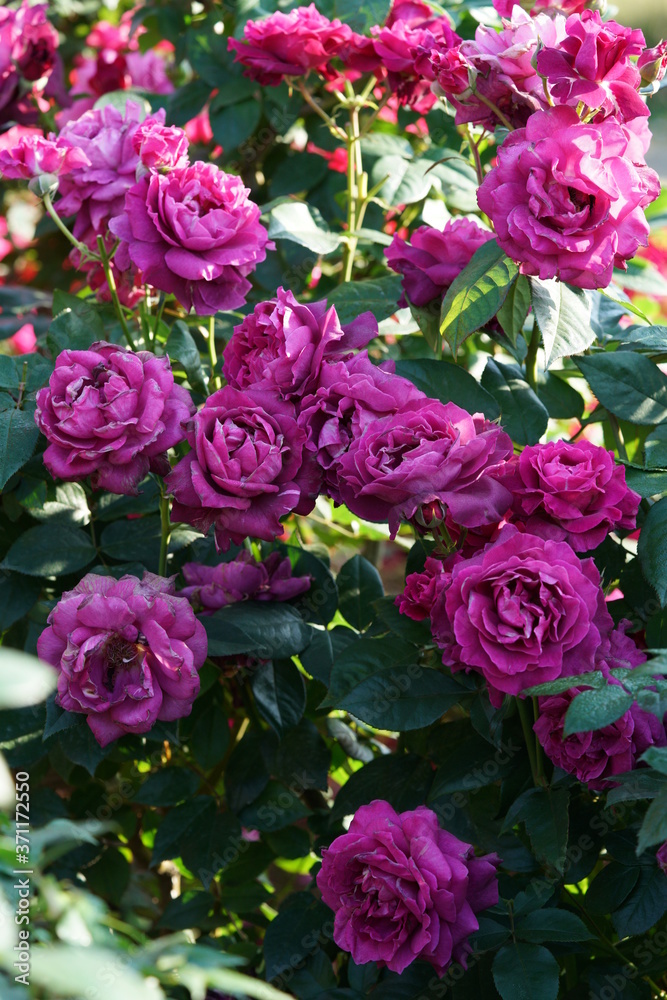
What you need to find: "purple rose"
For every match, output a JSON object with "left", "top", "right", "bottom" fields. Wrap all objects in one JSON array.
[
  {"left": 385, "top": 218, "right": 493, "bottom": 308},
  {"left": 336, "top": 398, "right": 513, "bottom": 536},
  {"left": 638, "top": 40, "right": 667, "bottom": 85},
  {"left": 132, "top": 119, "right": 189, "bottom": 172},
  {"left": 228, "top": 5, "right": 352, "bottom": 86},
  {"left": 657, "top": 843, "right": 667, "bottom": 874},
  {"left": 537, "top": 11, "right": 647, "bottom": 123},
  {"left": 297, "top": 352, "right": 424, "bottom": 500},
  {"left": 371, "top": 18, "right": 460, "bottom": 111},
  {"left": 499, "top": 440, "right": 640, "bottom": 552},
  {"left": 35, "top": 343, "right": 195, "bottom": 495},
  {"left": 448, "top": 9, "right": 566, "bottom": 130},
  {"left": 180, "top": 550, "right": 311, "bottom": 612},
  {"left": 221, "top": 287, "right": 377, "bottom": 401},
  {"left": 0, "top": 3, "right": 60, "bottom": 126},
  {"left": 431, "top": 526, "right": 605, "bottom": 701},
  {"left": 37, "top": 572, "right": 207, "bottom": 747},
  {"left": 317, "top": 800, "right": 500, "bottom": 975},
  {"left": 534, "top": 686, "right": 665, "bottom": 789},
  {"left": 0, "top": 134, "right": 90, "bottom": 181},
  {"left": 395, "top": 555, "right": 450, "bottom": 621},
  {"left": 110, "top": 162, "right": 272, "bottom": 315},
  {"left": 165, "top": 386, "right": 317, "bottom": 552},
  {"left": 477, "top": 106, "right": 660, "bottom": 289}
]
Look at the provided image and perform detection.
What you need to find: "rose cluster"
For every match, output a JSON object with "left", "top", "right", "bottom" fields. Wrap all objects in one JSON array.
[{"left": 0, "top": 1, "right": 61, "bottom": 128}]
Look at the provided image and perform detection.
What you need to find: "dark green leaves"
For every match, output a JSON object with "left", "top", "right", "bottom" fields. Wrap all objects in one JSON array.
[
  {"left": 323, "top": 635, "right": 462, "bottom": 730},
  {"left": 0, "top": 407, "right": 39, "bottom": 489},
  {"left": 530, "top": 278, "right": 594, "bottom": 368},
  {"left": 638, "top": 497, "right": 667, "bottom": 605},
  {"left": 268, "top": 202, "right": 340, "bottom": 255},
  {"left": 481, "top": 359, "right": 549, "bottom": 445},
  {"left": 2, "top": 525, "right": 96, "bottom": 577},
  {"left": 395, "top": 359, "right": 500, "bottom": 420},
  {"left": 203, "top": 603, "right": 312, "bottom": 660},
  {"left": 166, "top": 321, "right": 207, "bottom": 394},
  {"left": 576, "top": 353, "right": 667, "bottom": 425},
  {"left": 440, "top": 240, "right": 518, "bottom": 355},
  {"left": 496, "top": 274, "right": 531, "bottom": 345},
  {"left": 327, "top": 274, "right": 403, "bottom": 324},
  {"left": 251, "top": 660, "right": 306, "bottom": 735},
  {"left": 503, "top": 787, "right": 570, "bottom": 873},
  {"left": 151, "top": 796, "right": 242, "bottom": 886},
  {"left": 564, "top": 686, "right": 635, "bottom": 735},
  {"left": 336, "top": 555, "right": 383, "bottom": 631},
  {"left": 492, "top": 943, "right": 560, "bottom": 1000}
]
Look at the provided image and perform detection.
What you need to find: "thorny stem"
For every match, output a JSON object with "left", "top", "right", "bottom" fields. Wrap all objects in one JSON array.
[
  {"left": 524, "top": 322, "right": 540, "bottom": 392},
  {"left": 96, "top": 235, "right": 138, "bottom": 351},
  {"left": 471, "top": 89, "right": 514, "bottom": 132},
  {"left": 342, "top": 104, "right": 366, "bottom": 283},
  {"left": 608, "top": 412, "right": 629, "bottom": 463},
  {"left": 158, "top": 491, "right": 171, "bottom": 578},
  {"left": 207, "top": 315, "right": 220, "bottom": 391},
  {"left": 517, "top": 697, "right": 541, "bottom": 787},
  {"left": 296, "top": 80, "right": 346, "bottom": 139},
  {"left": 42, "top": 191, "right": 97, "bottom": 261}
]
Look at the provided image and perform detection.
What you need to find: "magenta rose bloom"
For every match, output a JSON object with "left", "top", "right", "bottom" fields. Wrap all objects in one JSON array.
[
  {"left": 0, "top": 3, "right": 60, "bottom": 126},
  {"left": 133, "top": 119, "right": 189, "bottom": 172},
  {"left": 431, "top": 525, "right": 604, "bottom": 701},
  {"left": 109, "top": 162, "right": 272, "bottom": 315},
  {"left": 336, "top": 399, "right": 513, "bottom": 536},
  {"left": 537, "top": 11, "right": 647, "bottom": 123},
  {"left": 0, "top": 134, "right": 90, "bottom": 181},
  {"left": 228, "top": 5, "right": 352, "bottom": 86},
  {"left": 534, "top": 686, "right": 665, "bottom": 790},
  {"left": 371, "top": 18, "right": 460, "bottom": 111},
  {"left": 165, "top": 387, "right": 317, "bottom": 552},
  {"left": 317, "top": 800, "right": 500, "bottom": 975},
  {"left": 500, "top": 440, "right": 640, "bottom": 552},
  {"left": 448, "top": 9, "right": 565, "bottom": 129},
  {"left": 37, "top": 572, "right": 207, "bottom": 747},
  {"left": 385, "top": 218, "right": 493, "bottom": 308},
  {"left": 297, "top": 352, "right": 425, "bottom": 500},
  {"left": 180, "top": 551, "right": 311, "bottom": 612},
  {"left": 222, "top": 287, "right": 377, "bottom": 402},
  {"left": 477, "top": 106, "right": 660, "bottom": 289},
  {"left": 395, "top": 555, "right": 450, "bottom": 621},
  {"left": 657, "top": 843, "right": 667, "bottom": 874},
  {"left": 35, "top": 343, "right": 195, "bottom": 495}
]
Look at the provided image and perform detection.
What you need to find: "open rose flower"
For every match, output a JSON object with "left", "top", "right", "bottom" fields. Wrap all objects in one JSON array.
[
  {"left": 536, "top": 10, "right": 647, "bottom": 123},
  {"left": 500, "top": 440, "right": 640, "bottom": 552},
  {"left": 0, "top": 134, "right": 90, "bottom": 181},
  {"left": 371, "top": 18, "right": 460, "bottom": 111},
  {"left": 385, "top": 217, "right": 493, "bottom": 308},
  {"left": 477, "top": 106, "right": 660, "bottom": 288},
  {"left": 180, "top": 551, "right": 311, "bottom": 612},
  {"left": 431, "top": 525, "right": 605, "bottom": 701},
  {"left": 222, "top": 287, "right": 377, "bottom": 401},
  {"left": 133, "top": 119, "right": 189, "bottom": 172},
  {"left": 228, "top": 5, "right": 352, "bottom": 86},
  {"left": 37, "top": 572, "right": 207, "bottom": 747},
  {"left": 0, "top": 2, "right": 60, "bottom": 127},
  {"left": 35, "top": 343, "right": 195, "bottom": 495},
  {"left": 166, "top": 386, "right": 317, "bottom": 552},
  {"left": 298, "top": 352, "right": 425, "bottom": 500},
  {"left": 110, "top": 161, "right": 272, "bottom": 315},
  {"left": 317, "top": 800, "right": 500, "bottom": 975},
  {"left": 534, "top": 686, "right": 665, "bottom": 789},
  {"left": 336, "top": 399, "right": 513, "bottom": 536}
]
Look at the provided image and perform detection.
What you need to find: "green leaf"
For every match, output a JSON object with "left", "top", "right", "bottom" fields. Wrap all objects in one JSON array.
[
  {"left": 515, "top": 909, "right": 593, "bottom": 943},
  {"left": 0, "top": 571, "right": 41, "bottom": 631},
  {"left": 638, "top": 496, "right": 667, "bottom": 605},
  {"left": 497, "top": 274, "right": 532, "bottom": 346},
  {"left": 18, "top": 480, "right": 90, "bottom": 526},
  {"left": 49, "top": 717, "right": 111, "bottom": 774},
  {"left": 268, "top": 202, "right": 341, "bottom": 255},
  {"left": 2, "top": 524, "right": 96, "bottom": 577},
  {"left": 251, "top": 659, "right": 306, "bottom": 735},
  {"left": 524, "top": 671, "right": 603, "bottom": 697},
  {"left": 625, "top": 465, "right": 667, "bottom": 499},
  {"left": 504, "top": 787, "right": 570, "bottom": 873},
  {"left": 203, "top": 603, "right": 312, "bottom": 660},
  {"left": 320, "top": 0, "right": 391, "bottom": 33},
  {"left": 29, "top": 946, "right": 163, "bottom": 1000},
  {"left": 535, "top": 372, "right": 585, "bottom": 420},
  {"left": 324, "top": 635, "right": 463, "bottom": 730},
  {"left": 187, "top": 693, "right": 230, "bottom": 770},
  {"left": 166, "top": 321, "right": 207, "bottom": 394},
  {"left": 576, "top": 353, "right": 667, "bottom": 425},
  {"left": 326, "top": 275, "right": 403, "bottom": 324},
  {"left": 224, "top": 729, "right": 275, "bottom": 813},
  {"left": 492, "top": 943, "right": 560, "bottom": 1000},
  {"left": 564, "top": 685, "right": 635, "bottom": 735},
  {"left": 0, "top": 648, "right": 57, "bottom": 709},
  {"left": 331, "top": 753, "right": 433, "bottom": 820},
  {"left": 274, "top": 718, "right": 330, "bottom": 791},
  {"left": 644, "top": 425, "right": 667, "bottom": 468},
  {"left": 612, "top": 865, "right": 667, "bottom": 937},
  {"left": 440, "top": 240, "right": 518, "bottom": 355},
  {"left": 99, "top": 515, "right": 162, "bottom": 570},
  {"left": 371, "top": 155, "right": 434, "bottom": 207},
  {"left": 133, "top": 768, "right": 201, "bottom": 806},
  {"left": 263, "top": 893, "right": 333, "bottom": 981},
  {"left": 637, "top": 786, "right": 667, "bottom": 854},
  {"left": 471, "top": 916, "right": 512, "bottom": 952},
  {"left": 0, "top": 405, "right": 40, "bottom": 489},
  {"left": 336, "top": 554, "right": 383, "bottom": 631},
  {"left": 481, "top": 359, "right": 549, "bottom": 445},
  {"left": 157, "top": 891, "right": 215, "bottom": 930},
  {"left": 586, "top": 861, "right": 640, "bottom": 914},
  {"left": 530, "top": 278, "right": 594, "bottom": 368},
  {"left": 47, "top": 292, "right": 105, "bottom": 354},
  {"left": 165, "top": 78, "right": 211, "bottom": 127},
  {"left": 394, "top": 359, "right": 500, "bottom": 420},
  {"left": 209, "top": 97, "right": 261, "bottom": 150}
]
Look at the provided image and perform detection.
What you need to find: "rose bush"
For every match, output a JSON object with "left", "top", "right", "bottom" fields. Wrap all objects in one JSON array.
[{"left": 2, "top": 0, "right": 667, "bottom": 997}]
